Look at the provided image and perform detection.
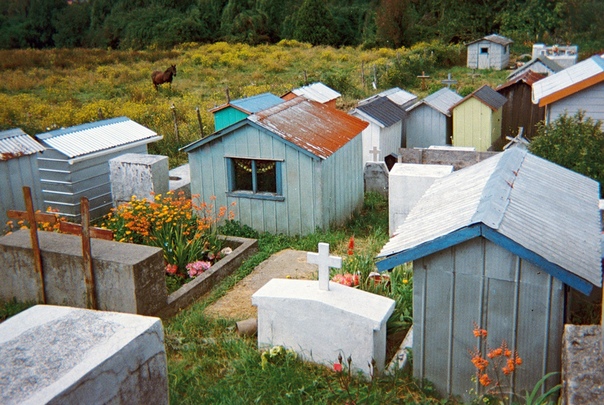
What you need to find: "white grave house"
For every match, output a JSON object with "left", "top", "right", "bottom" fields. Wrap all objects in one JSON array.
[
  {"left": 35, "top": 117, "right": 162, "bottom": 221},
  {"left": 252, "top": 243, "right": 395, "bottom": 377},
  {"left": 0, "top": 128, "right": 45, "bottom": 227},
  {"left": 0, "top": 305, "right": 168, "bottom": 405},
  {"left": 375, "top": 147, "right": 602, "bottom": 402}
]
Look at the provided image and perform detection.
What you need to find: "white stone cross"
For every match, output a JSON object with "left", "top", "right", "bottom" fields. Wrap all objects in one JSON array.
[
  {"left": 307, "top": 243, "right": 342, "bottom": 291},
  {"left": 369, "top": 146, "right": 381, "bottom": 162}
]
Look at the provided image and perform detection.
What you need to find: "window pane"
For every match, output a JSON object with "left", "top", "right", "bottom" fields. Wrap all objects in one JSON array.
[
  {"left": 256, "top": 160, "right": 277, "bottom": 193},
  {"left": 233, "top": 159, "right": 253, "bottom": 191}
]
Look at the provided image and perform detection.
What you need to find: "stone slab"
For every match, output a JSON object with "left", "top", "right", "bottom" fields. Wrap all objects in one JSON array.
[
  {"left": 169, "top": 163, "right": 191, "bottom": 198},
  {"left": 252, "top": 278, "right": 395, "bottom": 376},
  {"left": 109, "top": 153, "right": 169, "bottom": 206},
  {"left": 364, "top": 162, "right": 389, "bottom": 197},
  {"left": 0, "top": 305, "right": 167, "bottom": 405},
  {"left": 562, "top": 324, "right": 604, "bottom": 405}
]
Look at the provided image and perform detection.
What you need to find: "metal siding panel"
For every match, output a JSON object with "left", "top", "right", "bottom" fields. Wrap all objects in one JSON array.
[
  {"left": 550, "top": 82, "right": 604, "bottom": 122},
  {"left": 412, "top": 258, "right": 427, "bottom": 382},
  {"left": 285, "top": 146, "right": 302, "bottom": 235},
  {"left": 298, "top": 153, "right": 316, "bottom": 234},
  {"left": 422, "top": 249, "right": 454, "bottom": 396}
]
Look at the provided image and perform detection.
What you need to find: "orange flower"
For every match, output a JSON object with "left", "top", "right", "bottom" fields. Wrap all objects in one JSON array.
[
  {"left": 487, "top": 347, "right": 503, "bottom": 359},
  {"left": 479, "top": 373, "right": 492, "bottom": 387},
  {"left": 347, "top": 236, "right": 355, "bottom": 255},
  {"left": 471, "top": 354, "right": 489, "bottom": 371}
]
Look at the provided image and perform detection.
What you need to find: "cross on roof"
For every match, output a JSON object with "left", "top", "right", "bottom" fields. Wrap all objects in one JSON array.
[
  {"left": 307, "top": 243, "right": 342, "bottom": 291},
  {"left": 441, "top": 72, "right": 457, "bottom": 88},
  {"left": 369, "top": 146, "right": 381, "bottom": 161}
]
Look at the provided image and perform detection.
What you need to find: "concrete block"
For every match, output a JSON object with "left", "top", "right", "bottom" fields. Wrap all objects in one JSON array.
[
  {"left": 0, "top": 230, "right": 166, "bottom": 315},
  {"left": 562, "top": 324, "right": 604, "bottom": 405},
  {"left": 252, "top": 278, "right": 395, "bottom": 377},
  {"left": 0, "top": 305, "right": 168, "bottom": 405},
  {"left": 169, "top": 164, "right": 191, "bottom": 198},
  {"left": 109, "top": 153, "right": 169, "bottom": 207},
  {"left": 389, "top": 163, "right": 453, "bottom": 235}
]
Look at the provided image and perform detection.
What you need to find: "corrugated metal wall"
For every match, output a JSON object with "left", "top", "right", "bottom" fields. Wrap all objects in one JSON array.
[
  {"left": 37, "top": 145, "right": 148, "bottom": 221},
  {"left": 548, "top": 82, "right": 604, "bottom": 124},
  {"left": 0, "top": 155, "right": 45, "bottom": 228},
  {"left": 190, "top": 125, "right": 363, "bottom": 235},
  {"left": 413, "top": 237, "right": 563, "bottom": 403},
  {"left": 406, "top": 104, "right": 449, "bottom": 148},
  {"left": 453, "top": 98, "right": 501, "bottom": 151}
]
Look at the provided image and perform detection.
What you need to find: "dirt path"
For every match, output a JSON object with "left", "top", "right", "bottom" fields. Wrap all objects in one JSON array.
[{"left": 203, "top": 249, "right": 317, "bottom": 320}]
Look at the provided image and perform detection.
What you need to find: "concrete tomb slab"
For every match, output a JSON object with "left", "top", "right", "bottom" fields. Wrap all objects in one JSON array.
[
  {"left": 109, "top": 153, "right": 169, "bottom": 207},
  {"left": 389, "top": 163, "right": 453, "bottom": 235},
  {"left": 0, "top": 305, "right": 168, "bottom": 405},
  {"left": 252, "top": 244, "right": 395, "bottom": 377},
  {"left": 364, "top": 162, "right": 389, "bottom": 197}
]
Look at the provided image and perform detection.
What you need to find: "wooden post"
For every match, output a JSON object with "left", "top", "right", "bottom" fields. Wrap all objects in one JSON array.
[
  {"left": 80, "top": 197, "right": 97, "bottom": 310},
  {"left": 225, "top": 87, "right": 230, "bottom": 103},
  {"left": 171, "top": 103, "right": 179, "bottom": 143},
  {"left": 417, "top": 71, "right": 430, "bottom": 91},
  {"left": 196, "top": 106, "right": 204, "bottom": 138},
  {"left": 304, "top": 70, "right": 308, "bottom": 85},
  {"left": 361, "top": 61, "right": 365, "bottom": 88}
]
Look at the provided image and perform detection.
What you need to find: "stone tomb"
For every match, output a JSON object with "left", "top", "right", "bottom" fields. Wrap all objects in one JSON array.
[
  {"left": 389, "top": 163, "right": 453, "bottom": 235},
  {"left": 252, "top": 243, "right": 395, "bottom": 377},
  {"left": 109, "top": 153, "right": 169, "bottom": 207},
  {"left": 0, "top": 305, "right": 168, "bottom": 405}
]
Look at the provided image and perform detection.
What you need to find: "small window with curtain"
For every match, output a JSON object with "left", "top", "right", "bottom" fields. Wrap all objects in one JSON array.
[{"left": 227, "top": 158, "right": 284, "bottom": 201}]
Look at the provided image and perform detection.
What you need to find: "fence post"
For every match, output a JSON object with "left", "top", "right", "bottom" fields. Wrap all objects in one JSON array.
[
  {"left": 80, "top": 197, "right": 97, "bottom": 309},
  {"left": 196, "top": 106, "right": 204, "bottom": 138},
  {"left": 171, "top": 103, "right": 179, "bottom": 143},
  {"left": 23, "top": 186, "right": 46, "bottom": 304}
]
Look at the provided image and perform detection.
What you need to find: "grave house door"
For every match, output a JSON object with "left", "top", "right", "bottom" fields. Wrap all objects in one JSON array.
[{"left": 478, "top": 45, "right": 490, "bottom": 69}]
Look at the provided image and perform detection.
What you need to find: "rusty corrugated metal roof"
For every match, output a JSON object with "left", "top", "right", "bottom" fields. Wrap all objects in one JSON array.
[
  {"left": 497, "top": 70, "right": 546, "bottom": 92},
  {"left": 0, "top": 128, "right": 45, "bottom": 161},
  {"left": 249, "top": 97, "right": 368, "bottom": 159}
]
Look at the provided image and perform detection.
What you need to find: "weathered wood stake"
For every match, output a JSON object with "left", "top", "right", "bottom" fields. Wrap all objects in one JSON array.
[{"left": 196, "top": 106, "right": 204, "bottom": 138}]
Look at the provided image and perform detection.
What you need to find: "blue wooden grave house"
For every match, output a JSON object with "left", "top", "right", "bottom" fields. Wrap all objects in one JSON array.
[
  {"left": 183, "top": 96, "right": 368, "bottom": 236},
  {"left": 376, "top": 147, "right": 602, "bottom": 402}
]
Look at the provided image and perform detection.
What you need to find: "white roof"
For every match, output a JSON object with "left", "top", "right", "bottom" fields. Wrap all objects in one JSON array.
[
  {"left": 532, "top": 54, "right": 604, "bottom": 105},
  {"left": 292, "top": 82, "right": 341, "bottom": 103},
  {"left": 36, "top": 117, "right": 161, "bottom": 159}
]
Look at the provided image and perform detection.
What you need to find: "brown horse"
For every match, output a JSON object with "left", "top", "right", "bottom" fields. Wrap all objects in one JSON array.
[{"left": 151, "top": 64, "right": 177, "bottom": 90}]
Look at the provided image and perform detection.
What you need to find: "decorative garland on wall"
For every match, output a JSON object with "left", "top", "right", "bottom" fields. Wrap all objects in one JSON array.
[{"left": 234, "top": 159, "right": 276, "bottom": 174}]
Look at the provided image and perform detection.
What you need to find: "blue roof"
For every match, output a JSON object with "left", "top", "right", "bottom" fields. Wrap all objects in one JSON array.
[
  {"left": 230, "top": 93, "right": 284, "bottom": 113},
  {"left": 376, "top": 147, "right": 602, "bottom": 295}
]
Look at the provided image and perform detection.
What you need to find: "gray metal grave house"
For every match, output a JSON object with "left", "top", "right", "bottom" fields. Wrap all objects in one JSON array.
[
  {"left": 0, "top": 128, "right": 46, "bottom": 227},
  {"left": 376, "top": 147, "right": 602, "bottom": 402},
  {"left": 35, "top": 117, "right": 162, "bottom": 221}
]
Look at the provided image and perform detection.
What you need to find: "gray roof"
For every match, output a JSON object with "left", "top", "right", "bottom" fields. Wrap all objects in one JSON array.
[
  {"left": 467, "top": 34, "right": 513, "bottom": 47},
  {"left": 507, "top": 56, "right": 563, "bottom": 80},
  {"left": 406, "top": 88, "right": 462, "bottom": 116},
  {"left": 354, "top": 97, "right": 407, "bottom": 127},
  {"left": 36, "top": 117, "right": 161, "bottom": 159},
  {"left": 0, "top": 128, "right": 45, "bottom": 160},
  {"left": 452, "top": 85, "right": 507, "bottom": 111},
  {"left": 377, "top": 147, "right": 602, "bottom": 292}
]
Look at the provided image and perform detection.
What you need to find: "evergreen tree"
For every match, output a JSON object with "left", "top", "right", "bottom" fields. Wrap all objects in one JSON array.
[{"left": 292, "top": 0, "right": 336, "bottom": 46}]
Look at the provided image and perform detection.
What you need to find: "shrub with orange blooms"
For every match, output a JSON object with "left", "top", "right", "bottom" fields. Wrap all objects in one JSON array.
[
  {"left": 101, "top": 191, "right": 235, "bottom": 283},
  {"left": 3, "top": 207, "right": 66, "bottom": 235},
  {"left": 469, "top": 323, "right": 523, "bottom": 402}
]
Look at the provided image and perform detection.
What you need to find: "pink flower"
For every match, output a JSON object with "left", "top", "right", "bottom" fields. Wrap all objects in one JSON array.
[
  {"left": 165, "top": 264, "right": 178, "bottom": 275},
  {"left": 186, "top": 260, "right": 211, "bottom": 278},
  {"left": 331, "top": 273, "right": 359, "bottom": 287},
  {"left": 333, "top": 363, "right": 343, "bottom": 372}
]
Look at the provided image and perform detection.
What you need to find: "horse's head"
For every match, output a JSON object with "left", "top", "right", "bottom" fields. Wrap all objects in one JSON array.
[{"left": 170, "top": 64, "right": 177, "bottom": 77}]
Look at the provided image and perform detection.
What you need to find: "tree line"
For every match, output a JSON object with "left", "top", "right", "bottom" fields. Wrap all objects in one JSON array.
[{"left": 1, "top": 0, "right": 602, "bottom": 51}]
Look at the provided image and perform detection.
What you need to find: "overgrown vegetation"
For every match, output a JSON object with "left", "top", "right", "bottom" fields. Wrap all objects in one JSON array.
[{"left": 1, "top": 0, "right": 603, "bottom": 54}]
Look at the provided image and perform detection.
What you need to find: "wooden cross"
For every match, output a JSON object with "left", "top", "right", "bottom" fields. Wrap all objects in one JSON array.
[
  {"left": 369, "top": 146, "right": 381, "bottom": 162},
  {"left": 307, "top": 243, "right": 342, "bottom": 291},
  {"left": 441, "top": 72, "right": 457, "bottom": 89},
  {"left": 7, "top": 187, "right": 113, "bottom": 309},
  {"left": 417, "top": 71, "right": 430, "bottom": 90}
]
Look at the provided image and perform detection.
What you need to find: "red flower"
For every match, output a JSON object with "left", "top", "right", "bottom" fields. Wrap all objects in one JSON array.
[
  {"left": 333, "top": 363, "right": 343, "bottom": 372},
  {"left": 347, "top": 236, "right": 354, "bottom": 255},
  {"left": 165, "top": 264, "right": 178, "bottom": 275}
]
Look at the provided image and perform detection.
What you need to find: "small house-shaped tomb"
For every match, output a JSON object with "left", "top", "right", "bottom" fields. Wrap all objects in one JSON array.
[
  {"left": 376, "top": 147, "right": 602, "bottom": 402},
  {"left": 36, "top": 117, "right": 162, "bottom": 221},
  {"left": 497, "top": 70, "right": 546, "bottom": 141},
  {"left": 452, "top": 85, "right": 507, "bottom": 151},
  {"left": 532, "top": 54, "right": 604, "bottom": 124},
  {"left": 281, "top": 82, "right": 341, "bottom": 108},
  {"left": 405, "top": 88, "right": 462, "bottom": 148},
  {"left": 0, "top": 129, "right": 45, "bottom": 226},
  {"left": 210, "top": 92, "right": 284, "bottom": 132},
  {"left": 350, "top": 96, "right": 407, "bottom": 166},
  {"left": 532, "top": 43, "right": 578, "bottom": 68},
  {"left": 466, "top": 34, "right": 513, "bottom": 70},
  {"left": 507, "top": 55, "right": 563, "bottom": 81},
  {"left": 182, "top": 96, "right": 368, "bottom": 236}
]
